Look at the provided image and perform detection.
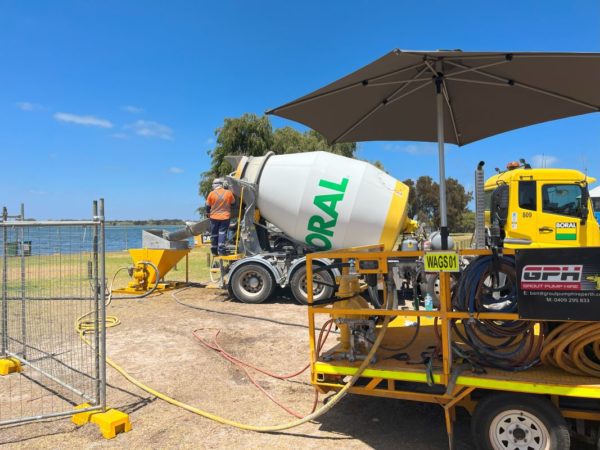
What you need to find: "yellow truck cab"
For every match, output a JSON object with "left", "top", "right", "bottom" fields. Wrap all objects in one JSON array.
[{"left": 484, "top": 162, "right": 600, "bottom": 248}]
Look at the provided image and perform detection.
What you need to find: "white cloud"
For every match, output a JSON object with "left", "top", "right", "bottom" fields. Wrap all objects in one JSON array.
[
  {"left": 126, "top": 120, "right": 173, "bottom": 140},
  {"left": 111, "top": 132, "right": 129, "bottom": 139},
  {"left": 168, "top": 167, "right": 184, "bottom": 174},
  {"left": 122, "top": 105, "right": 144, "bottom": 114},
  {"left": 531, "top": 154, "right": 559, "bottom": 168},
  {"left": 54, "top": 112, "right": 113, "bottom": 128},
  {"left": 383, "top": 142, "right": 437, "bottom": 155},
  {"left": 16, "top": 101, "right": 42, "bottom": 111}
]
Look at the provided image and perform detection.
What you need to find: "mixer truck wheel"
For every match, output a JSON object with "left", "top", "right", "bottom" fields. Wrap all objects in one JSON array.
[
  {"left": 425, "top": 273, "right": 458, "bottom": 308},
  {"left": 229, "top": 263, "right": 275, "bottom": 304},
  {"left": 290, "top": 264, "right": 334, "bottom": 305}
]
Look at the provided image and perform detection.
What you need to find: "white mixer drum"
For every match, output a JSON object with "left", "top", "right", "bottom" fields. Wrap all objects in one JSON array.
[{"left": 235, "top": 151, "right": 409, "bottom": 251}]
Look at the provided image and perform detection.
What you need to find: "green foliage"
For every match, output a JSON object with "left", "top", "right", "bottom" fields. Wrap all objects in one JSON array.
[
  {"left": 445, "top": 178, "right": 474, "bottom": 232},
  {"left": 200, "top": 114, "right": 356, "bottom": 197},
  {"left": 403, "top": 175, "right": 473, "bottom": 232},
  {"left": 456, "top": 210, "right": 476, "bottom": 233},
  {"left": 199, "top": 113, "right": 274, "bottom": 196}
]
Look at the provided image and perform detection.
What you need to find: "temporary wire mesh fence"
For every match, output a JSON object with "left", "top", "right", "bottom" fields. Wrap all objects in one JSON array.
[{"left": 0, "top": 210, "right": 106, "bottom": 426}]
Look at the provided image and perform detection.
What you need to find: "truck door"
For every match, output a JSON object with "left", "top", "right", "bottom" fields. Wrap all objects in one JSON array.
[
  {"left": 504, "top": 180, "right": 538, "bottom": 247},
  {"left": 536, "top": 182, "right": 588, "bottom": 247}
]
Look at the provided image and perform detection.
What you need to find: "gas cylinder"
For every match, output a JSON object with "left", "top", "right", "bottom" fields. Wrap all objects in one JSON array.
[{"left": 233, "top": 151, "right": 409, "bottom": 250}]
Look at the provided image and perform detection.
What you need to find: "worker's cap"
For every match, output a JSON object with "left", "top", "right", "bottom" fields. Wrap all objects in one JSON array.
[{"left": 212, "top": 178, "right": 225, "bottom": 187}]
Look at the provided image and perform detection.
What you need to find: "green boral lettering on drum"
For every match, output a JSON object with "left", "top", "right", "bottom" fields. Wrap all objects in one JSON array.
[{"left": 305, "top": 178, "right": 349, "bottom": 250}]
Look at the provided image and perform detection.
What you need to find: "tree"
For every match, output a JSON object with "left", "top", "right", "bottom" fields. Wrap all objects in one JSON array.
[
  {"left": 445, "top": 178, "right": 474, "bottom": 232},
  {"left": 414, "top": 176, "right": 439, "bottom": 226},
  {"left": 402, "top": 178, "right": 416, "bottom": 218},
  {"left": 199, "top": 113, "right": 273, "bottom": 197},
  {"left": 200, "top": 114, "right": 357, "bottom": 197},
  {"left": 402, "top": 175, "right": 473, "bottom": 232}
]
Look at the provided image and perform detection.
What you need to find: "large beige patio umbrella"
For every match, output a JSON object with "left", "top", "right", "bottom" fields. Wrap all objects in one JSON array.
[{"left": 267, "top": 49, "right": 600, "bottom": 248}]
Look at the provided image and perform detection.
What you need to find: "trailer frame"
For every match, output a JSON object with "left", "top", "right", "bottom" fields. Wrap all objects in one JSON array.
[{"left": 306, "top": 246, "right": 600, "bottom": 449}]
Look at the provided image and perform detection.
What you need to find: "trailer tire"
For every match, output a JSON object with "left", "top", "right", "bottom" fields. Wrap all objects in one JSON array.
[
  {"left": 471, "top": 393, "right": 570, "bottom": 450},
  {"left": 229, "top": 263, "right": 275, "bottom": 304},
  {"left": 290, "top": 264, "right": 334, "bottom": 305}
]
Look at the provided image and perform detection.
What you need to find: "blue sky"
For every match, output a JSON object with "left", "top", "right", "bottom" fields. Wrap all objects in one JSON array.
[{"left": 1, "top": 1, "right": 599, "bottom": 220}]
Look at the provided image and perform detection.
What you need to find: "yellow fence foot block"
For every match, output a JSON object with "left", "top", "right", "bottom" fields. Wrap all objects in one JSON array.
[
  {"left": 71, "top": 403, "right": 95, "bottom": 426},
  {"left": 0, "top": 357, "right": 22, "bottom": 375},
  {"left": 90, "top": 409, "right": 132, "bottom": 439}
]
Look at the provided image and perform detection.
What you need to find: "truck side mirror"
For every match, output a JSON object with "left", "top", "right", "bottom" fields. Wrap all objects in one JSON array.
[
  {"left": 491, "top": 185, "right": 509, "bottom": 226},
  {"left": 580, "top": 184, "right": 589, "bottom": 225},
  {"left": 580, "top": 206, "right": 588, "bottom": 225}
]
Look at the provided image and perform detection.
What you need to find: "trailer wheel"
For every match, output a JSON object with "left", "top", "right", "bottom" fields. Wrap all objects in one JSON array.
[
  {"left": 471, "top": 393, "right": 570, "bottom": 450},
  {"left": 290, "top": 264, "right": 334, "bottom": 305},
  {"left": 229, "top": 263, "right": 275, "bottom": 304}
]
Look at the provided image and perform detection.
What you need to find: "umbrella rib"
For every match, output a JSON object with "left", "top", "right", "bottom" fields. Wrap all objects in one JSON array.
[
  {"left": 441, "top": 82, "right": 461, "bottom": 146},
  {"left": 332, "top": 67, "right": 430, "bottom": 143},
  {"left": 403, "top": 52, "right": 600, "bottom": 61},
  {"left": 445, "top": 60, "right": 600, "bottom": 111},
  {"left": 443, "top": 59, "right": 509, "bottom": 79},
  {"left": 449, "top": 78, "right": 510, "bottom": 87},
  {"left": 423, "top": 59, "right": 438, "bottom": 76},
  {"left": 266, "top": 61, "right": 425, "bottom": 114},
  {"left": 385, "top": 80, "right": 431, "bottom": 106},
  {"left": 368, "top": 77, "right": 431, "bottom": 87}
]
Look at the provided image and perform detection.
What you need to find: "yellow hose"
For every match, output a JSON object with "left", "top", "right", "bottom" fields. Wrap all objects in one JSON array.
[
  {"left": 540, "top": 322, "right": 600, "bottom": 377},
  {"left": 75, "top": 290, "right": 391, "bottom": 432}
]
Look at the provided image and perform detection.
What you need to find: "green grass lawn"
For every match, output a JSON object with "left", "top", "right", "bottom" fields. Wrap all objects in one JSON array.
[{"left": 1, "top": 246, "right": 213, "bottom": 296}]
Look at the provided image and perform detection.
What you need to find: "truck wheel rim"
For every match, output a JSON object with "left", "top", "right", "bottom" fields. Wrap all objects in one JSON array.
[
  {"left": 240, "top": 270, "right": 264, "bottom": 296},
  {"left": 301, "top": 274, "right": 325, "bottom": 299},
  {"left": 489, "top": 409, "right": 549, "bottom": 450}
]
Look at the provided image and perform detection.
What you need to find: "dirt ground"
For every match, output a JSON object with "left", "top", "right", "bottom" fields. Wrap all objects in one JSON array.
[{"left": 2, "top": 286, "right": 476, "bottom": 449}]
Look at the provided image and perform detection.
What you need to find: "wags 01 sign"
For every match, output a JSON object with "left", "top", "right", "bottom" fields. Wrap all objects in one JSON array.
[{"left": 516, "top": 248, "right": 600, "bottom": 321}]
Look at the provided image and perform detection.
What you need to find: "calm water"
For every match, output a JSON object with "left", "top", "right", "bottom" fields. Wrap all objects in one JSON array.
[{"left": 0, "top": 225, "right": 193, "bottom": 256}]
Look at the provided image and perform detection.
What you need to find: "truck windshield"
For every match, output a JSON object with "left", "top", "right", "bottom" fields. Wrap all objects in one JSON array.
[{"left": 542, "top": 184, "right": 584, "bottom": 218}]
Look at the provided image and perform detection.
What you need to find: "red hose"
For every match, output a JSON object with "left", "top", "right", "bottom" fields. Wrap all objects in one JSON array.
[{"left": 192, "top": 319, "right": 334, "bottom": 418}]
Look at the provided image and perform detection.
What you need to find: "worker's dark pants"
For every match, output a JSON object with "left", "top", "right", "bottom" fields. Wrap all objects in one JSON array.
[{"left": 210, "top": 219, "right": 230, "bottom": 256}]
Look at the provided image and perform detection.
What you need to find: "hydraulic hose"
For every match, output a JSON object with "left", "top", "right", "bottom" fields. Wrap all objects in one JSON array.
[{"left": 452, "top": 255, "right": 543, "bottom": 371}]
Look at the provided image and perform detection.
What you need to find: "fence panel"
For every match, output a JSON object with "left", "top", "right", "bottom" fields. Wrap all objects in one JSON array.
[{"left": 0, "top": 215, "right": 105, "bottom": 426}]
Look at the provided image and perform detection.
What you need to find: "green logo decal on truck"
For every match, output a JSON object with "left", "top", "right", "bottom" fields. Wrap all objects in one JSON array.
[
  {"left": 555, "top": 222, "right": 577, "bottom": 241},
  {"left": 305, "top": 178, "right": 349, "bottom": 250}
]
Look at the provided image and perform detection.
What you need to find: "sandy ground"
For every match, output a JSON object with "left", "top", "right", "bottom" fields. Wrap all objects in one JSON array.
[{"left": 2, "top": 286, "right": 480, "bottom": 449}]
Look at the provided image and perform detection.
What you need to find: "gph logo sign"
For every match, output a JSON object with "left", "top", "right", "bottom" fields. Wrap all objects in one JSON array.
[{"left": 521, "top": 265, "right": 582, "bottom": 291}]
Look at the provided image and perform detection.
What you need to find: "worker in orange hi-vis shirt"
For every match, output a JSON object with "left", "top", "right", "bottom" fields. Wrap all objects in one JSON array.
[{"left": 205, "top": 178, "right": 236, "bottom": 256}]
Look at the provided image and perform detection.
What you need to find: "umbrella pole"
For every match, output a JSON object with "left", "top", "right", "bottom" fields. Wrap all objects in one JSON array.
[{"left": 435, "top": 70, "right": 449, "bottom": 250}]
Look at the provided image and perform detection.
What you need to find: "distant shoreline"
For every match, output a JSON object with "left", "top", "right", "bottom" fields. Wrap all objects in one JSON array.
[{"left": 105, "top": 220, "right": 187, "bottom": 226}]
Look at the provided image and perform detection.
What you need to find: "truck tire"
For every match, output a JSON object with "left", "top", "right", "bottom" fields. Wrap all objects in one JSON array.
[
  {"left": 290, "top": 264, "right": 334, "bottom": 305},
  {"left": 425, "top": 272, "right": 458, "bottom": 308},
  {"left": 229, "top": 263, "right": 275, "bottom": 304},
  {"left": 471, "top": 393, "right": 570, "bottom": 450}
]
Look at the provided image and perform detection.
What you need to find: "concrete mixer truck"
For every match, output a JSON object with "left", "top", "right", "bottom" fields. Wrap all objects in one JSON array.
[{"left": 213, "top": 151, "right": 421, "bottom": 304}]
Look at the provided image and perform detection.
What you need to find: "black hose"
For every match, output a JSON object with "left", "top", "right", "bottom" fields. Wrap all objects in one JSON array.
[{"left": 452, "top": 255, "right": 544, "bottom": 371}]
